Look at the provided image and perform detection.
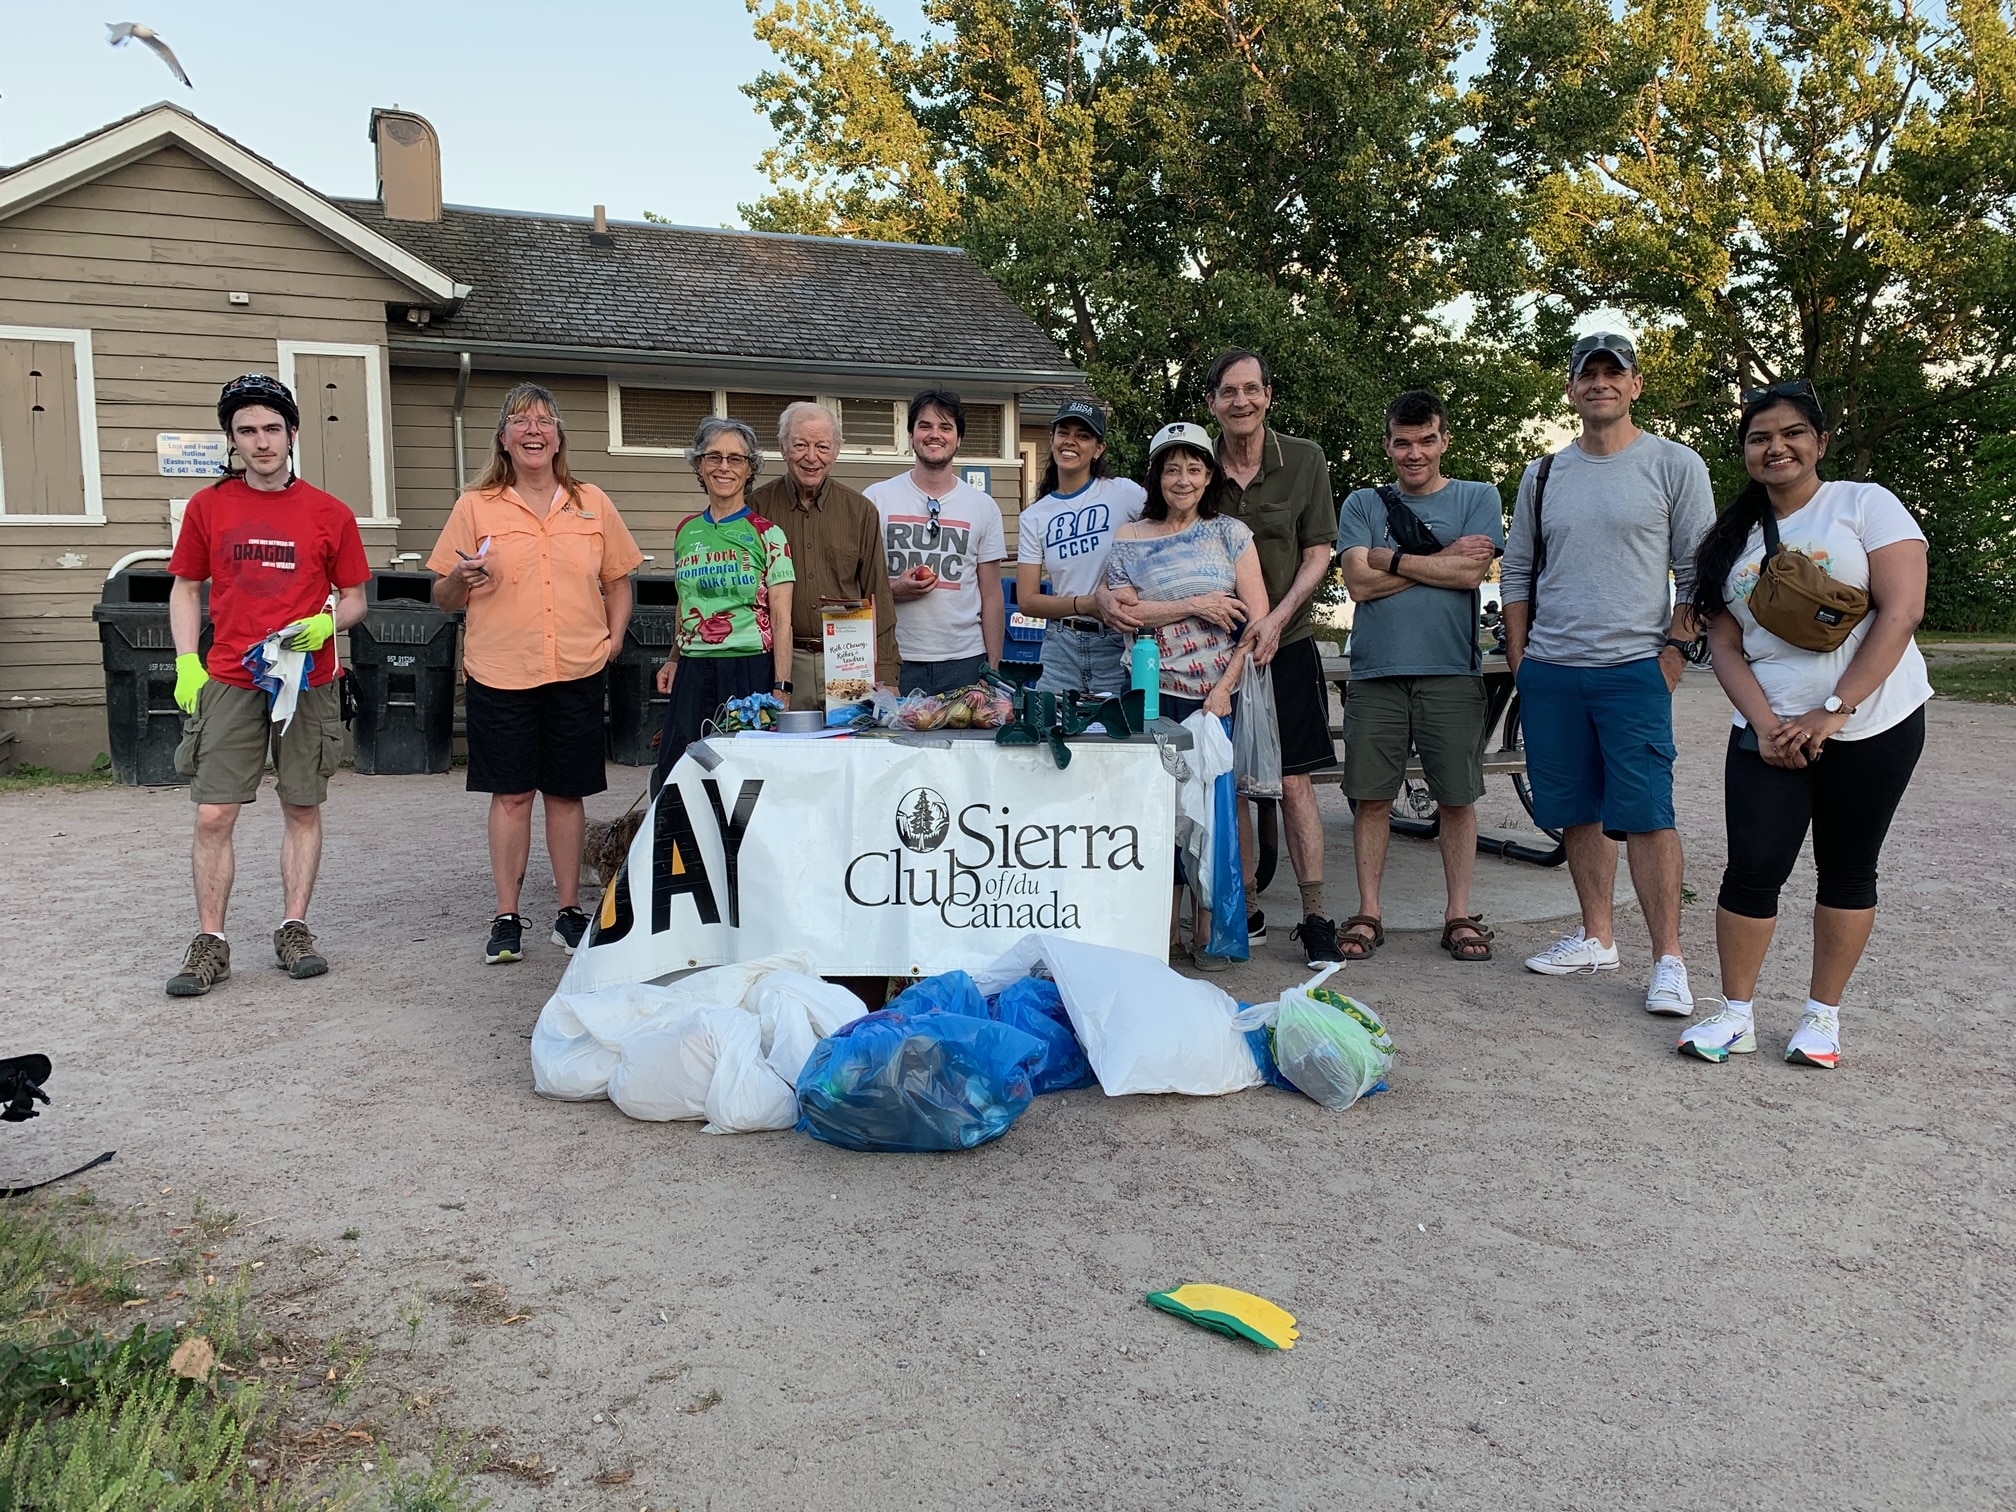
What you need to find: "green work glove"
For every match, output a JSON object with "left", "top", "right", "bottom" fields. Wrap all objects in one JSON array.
[
  {"left": 174, "top": 653, "right": 210, "bottom": 716},
  {"left": 284, "top": 612, "right": 336, "bottom": 652}
]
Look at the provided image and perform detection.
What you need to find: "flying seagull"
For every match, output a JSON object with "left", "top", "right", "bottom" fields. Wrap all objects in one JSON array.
[{"left": 106, "top": 22, "right": 192, "bottom": 88}]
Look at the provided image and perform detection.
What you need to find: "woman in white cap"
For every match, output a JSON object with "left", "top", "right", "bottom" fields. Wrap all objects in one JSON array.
[
  {"left": 1014, "top": 399, "right": 1147, "bottom": 693},
  {"left": 1103, "top": 422, "right": 1270, "bottom": 967}
]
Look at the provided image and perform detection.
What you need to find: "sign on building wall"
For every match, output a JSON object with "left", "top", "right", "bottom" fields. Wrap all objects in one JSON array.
[{"left": 156, "top": 433, "right": 228, "bottom": 477}]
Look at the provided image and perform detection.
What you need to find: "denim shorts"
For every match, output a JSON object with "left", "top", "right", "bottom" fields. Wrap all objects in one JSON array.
[
  {"left": 1037, "top": 623, "right": 1130, "bottom": 696},
  {"left": 1515, "top": 656, "right": 1677, "bottom": 838}
]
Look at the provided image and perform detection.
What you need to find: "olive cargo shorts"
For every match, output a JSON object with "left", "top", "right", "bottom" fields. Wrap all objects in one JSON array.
[{"left": 175, "top": 678, "right": 344, "bottom": 806}]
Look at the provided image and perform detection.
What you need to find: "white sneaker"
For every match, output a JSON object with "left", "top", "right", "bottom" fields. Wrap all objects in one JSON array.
[
  {"left": 1785, "top": 1009, "right": 1842, "bottom": 1069},
  {"left": 1523, "top": 929, "right": 1621, "bottom": 975},
  {"left": 1677, "top": 999, "right": 1756, "bottom": 1062},
  {"left": 1644, "top": 955, "right": 1693, "bottom": 1016}
]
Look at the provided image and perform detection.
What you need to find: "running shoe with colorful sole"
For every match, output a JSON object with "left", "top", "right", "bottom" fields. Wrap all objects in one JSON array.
[
  {"left": 1677, "top": 1002, "right": 1756, "bottom": 1063},
  {"left": 1784, "top": 1009, "right": 1841, "bottom": 1069}
]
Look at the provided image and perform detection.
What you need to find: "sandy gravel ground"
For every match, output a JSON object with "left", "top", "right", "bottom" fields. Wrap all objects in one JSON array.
[{"left": 3, "top": 675, "right": 2011, "bottom": 1510}]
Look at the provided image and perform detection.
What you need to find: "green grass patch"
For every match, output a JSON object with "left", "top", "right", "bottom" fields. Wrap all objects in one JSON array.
[
  {"left": 0, "top": 1197, "right": 488, "bottom": 1511},
  {"left": 1928, "top": 656, "right": 2016, "bottom": 706},
  {"left": 1918, "top": 630, "right": 2016, "bottom": 645},
  {"left": 0, "top": 755, "right": 116, "bottom": 793}
]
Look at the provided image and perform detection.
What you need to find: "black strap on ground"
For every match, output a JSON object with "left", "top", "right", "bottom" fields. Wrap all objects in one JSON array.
[{"left": 1, "top": 1149, "right": 117, "bottom": 1200}]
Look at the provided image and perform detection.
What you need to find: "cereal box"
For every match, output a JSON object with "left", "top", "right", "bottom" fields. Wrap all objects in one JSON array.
[{"left": 821, "top": 599, "right": 876, "bottom": 710}]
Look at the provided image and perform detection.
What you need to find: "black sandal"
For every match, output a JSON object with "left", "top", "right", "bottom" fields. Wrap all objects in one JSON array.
[
  {"left": 1440, "top": 915, "right": 1495, "bottom": 962},
  {"left": 1338, "top": 915, "right": 1384, "bottom": 960}
]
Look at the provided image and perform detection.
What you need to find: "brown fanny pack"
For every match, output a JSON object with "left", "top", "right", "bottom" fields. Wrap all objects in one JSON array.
[{"left": 1749, "top": 507, "right": 1869, "bottom": 652}]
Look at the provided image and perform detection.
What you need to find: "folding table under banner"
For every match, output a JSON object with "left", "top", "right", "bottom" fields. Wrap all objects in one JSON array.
[{"left": 562, "top": 732, "right": 1181, "bottom": 990}]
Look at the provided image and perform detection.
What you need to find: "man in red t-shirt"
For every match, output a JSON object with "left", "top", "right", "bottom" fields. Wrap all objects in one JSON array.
[{"left": 163, "top": 374, "right": 370, "bottom": 996}]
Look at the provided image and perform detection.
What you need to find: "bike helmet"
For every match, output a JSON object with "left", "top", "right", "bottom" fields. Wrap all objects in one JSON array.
[{"left": 217, "top": 373, "right": 300, "bottom": 432}]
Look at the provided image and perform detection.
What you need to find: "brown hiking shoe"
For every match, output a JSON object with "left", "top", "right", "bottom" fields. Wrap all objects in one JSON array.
[
  {"left": 273, "top": 921, "right": 327, "bottom": 980},
  {"left": 166, "top": 933, "right": 232, "bottom": 997}
]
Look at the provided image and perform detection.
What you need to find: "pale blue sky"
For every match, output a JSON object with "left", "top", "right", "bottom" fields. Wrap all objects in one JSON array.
[{"left": 1, "top": 1, "right": 798, "bottom": 227}]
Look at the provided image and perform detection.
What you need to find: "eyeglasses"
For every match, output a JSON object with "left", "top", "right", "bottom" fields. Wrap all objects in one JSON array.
[
  {"left": 1741, "top": 378, "right": 1817, "bottom": 405},
  {"left": 506, "top": 413, "right": 558, "bottom": 432},
  {"left": 924, "top": 496, "right": 942, "bottom": 546},
  {"left": 695, "top": 450, "right": 754, "bottom": 470}
]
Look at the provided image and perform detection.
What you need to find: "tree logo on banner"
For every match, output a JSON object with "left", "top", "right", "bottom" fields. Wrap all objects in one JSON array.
[{"left": 895, "top": 788, "right": 949, "bottom": 853}]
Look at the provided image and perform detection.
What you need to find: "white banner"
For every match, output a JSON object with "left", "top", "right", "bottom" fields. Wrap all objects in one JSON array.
[{"left": 560, "top": 735, "right": 1178, "bottom": 992}]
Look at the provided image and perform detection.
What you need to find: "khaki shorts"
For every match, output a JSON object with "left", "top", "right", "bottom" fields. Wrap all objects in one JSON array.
[
  {"left": 1342, "top": 674, "right": 1488, "bottom": 806},
  {"left": 176, "top": 678, "right": 343, "bottom": 806}
]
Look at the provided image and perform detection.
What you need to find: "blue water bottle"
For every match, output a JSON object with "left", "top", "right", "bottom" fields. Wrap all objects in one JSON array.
[{"left": 1131, "top": 634, "right": 1161, "bottom": 721}]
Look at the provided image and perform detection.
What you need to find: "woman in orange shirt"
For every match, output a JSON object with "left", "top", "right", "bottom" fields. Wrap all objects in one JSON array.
[{"left": 429, "top": 384, "right": 641, "bottom": 966}]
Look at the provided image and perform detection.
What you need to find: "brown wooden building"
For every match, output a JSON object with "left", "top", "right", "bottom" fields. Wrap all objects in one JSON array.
[{"left": 0, "top": 103, "right": 1082, "bottom": 770}]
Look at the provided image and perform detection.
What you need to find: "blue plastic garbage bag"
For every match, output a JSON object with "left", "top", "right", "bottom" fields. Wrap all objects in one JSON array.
[
  {"left": 1243, "top": 1024, "right": 1296, "bottom": 1092},
  {"left": 988, "top": 975, "right": 1096, "bottom": 1094},
  {"left": 886, "top": 971, "right": 988, "bottom": 1020},
  {"left": 1208, "top": 715, "right": 1250, "bottom": 961},
  {"left": 796, "top": 1009, "right": 1045, "bottom": 1153}
]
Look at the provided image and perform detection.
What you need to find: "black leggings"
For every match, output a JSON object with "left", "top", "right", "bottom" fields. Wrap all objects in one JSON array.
[{"left": 1718, "top": 704, "right": 1924, "bottom": 919}]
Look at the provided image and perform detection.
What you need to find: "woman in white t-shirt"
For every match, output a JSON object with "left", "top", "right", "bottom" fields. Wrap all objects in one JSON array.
[
  {"left": 1680, "top": 381, "right": 1930, "bottom": 1072},
  {"left": 1014, "top": 399, "right": 1148, "bottom": 694}
]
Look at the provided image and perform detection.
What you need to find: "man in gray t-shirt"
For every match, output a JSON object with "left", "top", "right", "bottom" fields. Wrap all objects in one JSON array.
[
  {"left": 1335, "top": 391, "right": 1505, "bottom": 962},
  {"left": 1501, "top": 331, "right": 1715, "bottom": 1015}
]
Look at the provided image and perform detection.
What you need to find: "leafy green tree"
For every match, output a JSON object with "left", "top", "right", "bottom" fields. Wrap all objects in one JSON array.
[
  {"left": 743, "top": 0, "right": 1557, "bottom": 489},
  {"left": 1480, "top": 0, "right": 2016, "bottom": 626}
]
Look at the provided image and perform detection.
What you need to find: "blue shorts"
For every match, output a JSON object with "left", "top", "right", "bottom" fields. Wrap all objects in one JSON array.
[{"left": 1515, "top": 657, "right": 1677, "bottom": 838}]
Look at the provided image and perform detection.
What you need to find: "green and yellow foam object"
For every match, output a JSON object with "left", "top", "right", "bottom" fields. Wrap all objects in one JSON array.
[{"left": 1146, "top": 1284, "right": 1298, "bottom": 1350}]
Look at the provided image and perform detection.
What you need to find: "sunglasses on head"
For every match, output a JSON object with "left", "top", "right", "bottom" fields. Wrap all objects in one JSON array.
[{"left": 1741, "top": 378, "right": 1818, "bottom": 405}]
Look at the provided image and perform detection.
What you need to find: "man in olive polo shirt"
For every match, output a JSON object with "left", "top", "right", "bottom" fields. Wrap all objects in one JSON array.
[
  {"left": 1203, "top": 349, "right": 1343, "bottom": 965},
  {"left": 749, "top": 401, "right": 900, "bottom": 708}
]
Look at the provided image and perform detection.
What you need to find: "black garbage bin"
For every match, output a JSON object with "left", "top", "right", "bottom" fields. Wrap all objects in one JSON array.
[
  {"left": 90, "top": 566, "right": 209, "bottom": 787},
  {"left": 346, "top": 571, "right": 461, "bottom": 775},
  {"left": 607, "top": 574, "right": 679, "bottom": 766}
]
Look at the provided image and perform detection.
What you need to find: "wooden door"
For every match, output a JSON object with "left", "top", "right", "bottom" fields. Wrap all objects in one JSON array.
[
  {"left": 292, "top": 352, "right": 374, "bottom": 513},
  {"left": 0, "top": 338, "right": 86, "bottom": 516}
]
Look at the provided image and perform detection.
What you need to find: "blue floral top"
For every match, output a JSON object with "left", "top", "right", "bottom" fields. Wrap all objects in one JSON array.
[{"left": 1103, "top": 515, "right": 1254, "bottom": 698}]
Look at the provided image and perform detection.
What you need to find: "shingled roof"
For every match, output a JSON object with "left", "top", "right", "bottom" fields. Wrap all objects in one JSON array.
[{"left": 339, "top": 200, "right": 1080, "bottom": 382}]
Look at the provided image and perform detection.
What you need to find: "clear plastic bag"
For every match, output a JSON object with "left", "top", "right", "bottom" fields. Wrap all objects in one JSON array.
[
  {"left": 1273, "top": 986, "right": 1394, "bottom": 1111},
  {"left": 1233, "top": 659, "right": 1283, "bottom": 799}
]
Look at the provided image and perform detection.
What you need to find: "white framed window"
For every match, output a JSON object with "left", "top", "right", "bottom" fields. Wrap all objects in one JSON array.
[
  {"left": 606, "top": 384, "right": 1020, "bottom": 461},
  {"left": 0, "top": 325, "right": 104, "bottom": 523},
  {"left": 275, "top": 341, "right": 393, "bottom": 522}
]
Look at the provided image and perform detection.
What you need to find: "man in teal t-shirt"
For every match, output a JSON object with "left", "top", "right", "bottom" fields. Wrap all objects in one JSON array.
[{"left": 1334, "top": 390, "right": 1504, "bottom": 964}]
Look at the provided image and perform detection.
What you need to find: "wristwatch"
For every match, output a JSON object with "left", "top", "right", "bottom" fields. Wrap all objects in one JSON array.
[
  {"left": 774, "top": 680, "right": 794, "bottom": 694},
  {"left": 1663, "top": 637, "right": 1692, "bottom": 658},
  {"left": 1390, "top": 549, "right": 1405, "bottom": 575},
  {"left": 1823, "top": 694, "right": 1855, "bottom": 715}
]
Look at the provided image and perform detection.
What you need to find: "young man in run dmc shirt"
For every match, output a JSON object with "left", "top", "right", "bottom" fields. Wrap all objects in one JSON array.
[
  {"left": 1501, "top": 332, "right": 1716, "bottom": 1016},
  {"left": 866, "top": 388, "right": 1007, "bottom": 695},
  {"left": 1014, "top": 398, "right": 1147, "bottom": 695},
  {"left": 163, "top": 374, "right": 371, "bottom": 998}
]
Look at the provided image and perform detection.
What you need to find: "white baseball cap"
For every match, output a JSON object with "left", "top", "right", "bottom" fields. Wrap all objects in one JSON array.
[{"left": 1147, "top": 421, "right": 1215, "bottom": 466}]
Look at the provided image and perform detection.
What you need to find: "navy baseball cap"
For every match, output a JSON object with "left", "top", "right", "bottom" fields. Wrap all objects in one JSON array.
[{"left": 1051, "top": 399, "right": 1109, "bottom": 439}]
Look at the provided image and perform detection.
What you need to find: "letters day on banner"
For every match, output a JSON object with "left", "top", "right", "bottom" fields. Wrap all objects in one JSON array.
[{"left": 560, "top": 736, "right": 1176, "bottom": 991}]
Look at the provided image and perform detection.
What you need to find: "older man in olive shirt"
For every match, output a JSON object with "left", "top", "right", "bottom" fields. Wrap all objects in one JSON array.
[{"left": 749, "top": 402, "right": 901, "bottom": 709}]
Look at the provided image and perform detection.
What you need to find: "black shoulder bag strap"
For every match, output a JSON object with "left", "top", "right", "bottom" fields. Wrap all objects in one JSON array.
[
  {"left": 1759, "top": 502, "right": 1782, "bottom": 564},
  {"left": 1527, "top": 453, "right": 1555, "bottom": 630},
  {"left": 1374, "top": 484, "right": 1445, "bottom": 554}
]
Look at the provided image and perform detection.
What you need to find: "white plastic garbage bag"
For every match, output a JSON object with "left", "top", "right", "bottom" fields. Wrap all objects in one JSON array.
[
  {"left": 531, "top": 952, "right": 815, "bottom": 1101},
  {"left": 532, "top": 982, "right": 688, "bottom": 1101},
  {"left": 1177, "top": 711, "right": 1235, "bottom": 912},
  {"left": 977, "top": 935, "right": 1260, "bottom": 1098},
  {"left": 702, "top": 1011, "right": 800, "bottom": 1134},
  {"left": 751, "top": 970, "right": 868, "bottom": 1087},
  {"left": 605, "top": 1006, "right": 744, "bottom": 1122}
]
